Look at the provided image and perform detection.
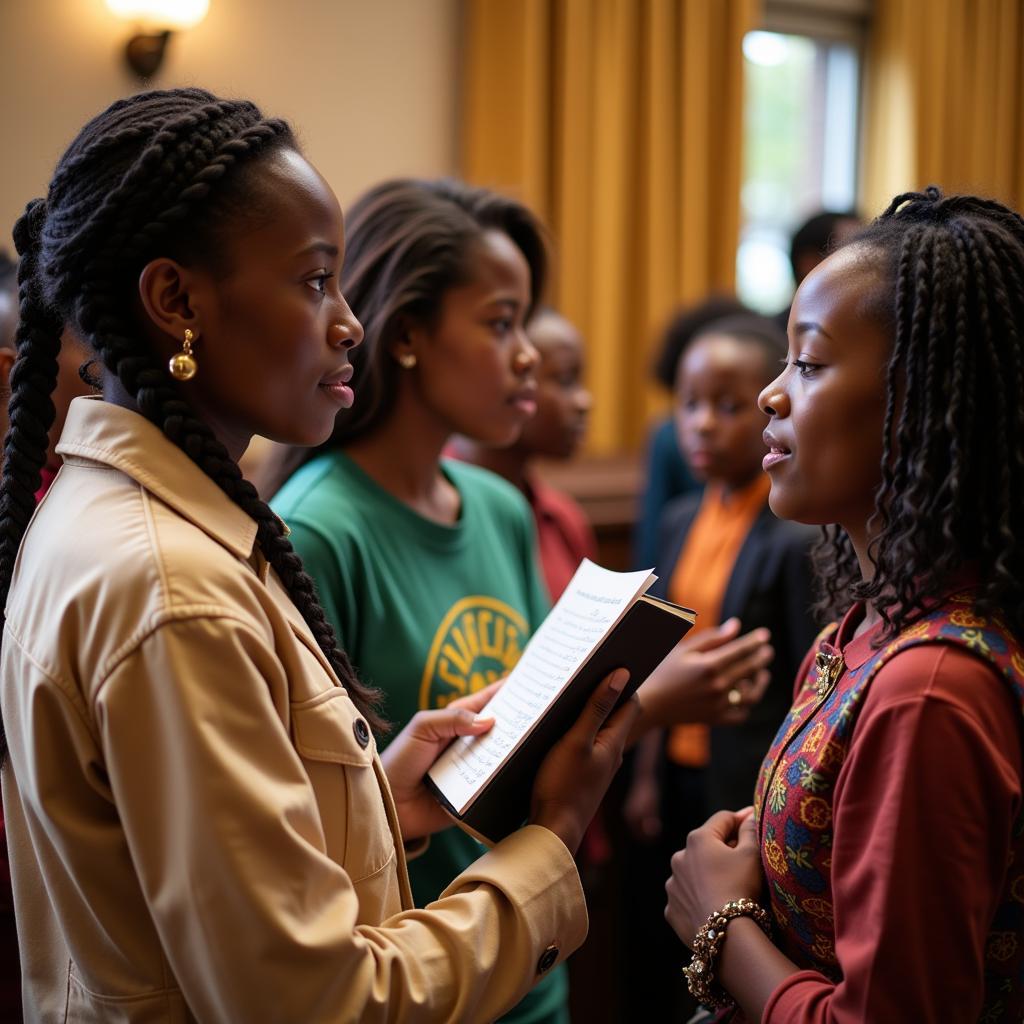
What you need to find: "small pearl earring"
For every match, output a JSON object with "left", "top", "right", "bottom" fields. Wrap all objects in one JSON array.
[{"left": 398, "top": 352, "right": 417, "bottom": 369}]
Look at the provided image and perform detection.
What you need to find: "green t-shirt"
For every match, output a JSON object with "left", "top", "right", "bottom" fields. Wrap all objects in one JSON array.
[{"left": 272, "top": 452, "right": 568, "bottom": 1024}]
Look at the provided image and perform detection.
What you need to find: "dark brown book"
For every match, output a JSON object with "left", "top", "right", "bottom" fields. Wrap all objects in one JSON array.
[{"left": 427, "top": 560, "right": 695, "bottom": 845}]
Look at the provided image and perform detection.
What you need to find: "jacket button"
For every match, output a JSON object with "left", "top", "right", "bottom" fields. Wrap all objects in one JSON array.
[
  {"left": 536, "top": 944, "right": 559, "bottom": 974},
  {"left": 353, "top": 718, "right": 370, "bottom": 748}
]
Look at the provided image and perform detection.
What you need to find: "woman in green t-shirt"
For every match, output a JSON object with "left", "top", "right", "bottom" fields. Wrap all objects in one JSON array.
[
  {"left": 272, "top": 178, "right": 777, "bottom": 1024},
  {"left": 273, "top": 179, "right": 578, "bottom": 1023}
]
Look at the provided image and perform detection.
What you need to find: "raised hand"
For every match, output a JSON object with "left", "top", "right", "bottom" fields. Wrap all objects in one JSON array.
[{"left": 633, "top": 618, "right": 774, "bottom": 735}]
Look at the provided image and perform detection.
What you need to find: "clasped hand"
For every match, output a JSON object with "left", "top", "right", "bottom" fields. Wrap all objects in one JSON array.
[{"left": 664, "top": 807, "right": 763, "bottom": 947}]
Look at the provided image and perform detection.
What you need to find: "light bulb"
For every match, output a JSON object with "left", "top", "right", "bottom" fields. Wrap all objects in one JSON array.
[{"left": 106, "top": 0, "right": 210, "bottom": 31}]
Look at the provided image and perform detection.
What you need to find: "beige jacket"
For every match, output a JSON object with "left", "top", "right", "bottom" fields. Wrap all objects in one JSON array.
[{"left": 1, "top": 397, "right": 587, "bottom": 1023}]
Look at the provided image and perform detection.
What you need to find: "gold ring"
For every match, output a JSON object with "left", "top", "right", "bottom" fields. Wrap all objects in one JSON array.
[{"left": 727, "top": 687, "right": 743, "bottom": 706}]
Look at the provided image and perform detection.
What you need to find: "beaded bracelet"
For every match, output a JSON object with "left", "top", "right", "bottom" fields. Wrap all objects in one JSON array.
[{"left": 681, "top": 897, "right": 771, "bottom": 1009}]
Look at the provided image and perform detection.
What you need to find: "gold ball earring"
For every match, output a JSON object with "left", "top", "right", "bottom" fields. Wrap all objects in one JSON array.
[
  {"left": 169, "top": 328, "right": 198, "bottom": 381},
  {"left": 397, "top": 352, "right": 417, "bottom": 369}
]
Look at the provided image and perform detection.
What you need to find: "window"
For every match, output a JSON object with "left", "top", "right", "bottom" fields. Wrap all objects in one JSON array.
[{"left": 736, "top": 6, "right": 866, "bottom": 315}]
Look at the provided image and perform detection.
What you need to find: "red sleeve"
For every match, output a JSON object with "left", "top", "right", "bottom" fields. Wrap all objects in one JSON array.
[
  {"left": 764, "top": 645, "right": 1023, "bottom": 1024},
  {"left": 532, "top": 485, "right": 597, "bottom": 601}
]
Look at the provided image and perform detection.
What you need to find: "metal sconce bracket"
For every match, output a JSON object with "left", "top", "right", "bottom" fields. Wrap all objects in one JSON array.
[{"left": 124, "top": 29, "right": 172, "bottom": 79}]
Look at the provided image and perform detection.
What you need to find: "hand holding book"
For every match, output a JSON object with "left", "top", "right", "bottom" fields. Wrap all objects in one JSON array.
[
  {"left": 427, "top": 560, "right": 696, "bottom": 844},
  {"left": 529, "top": 667, "right": 640, "bottom": 855},
  {"left": 381, "top": 680, "right": 501, "bottom": 842}
]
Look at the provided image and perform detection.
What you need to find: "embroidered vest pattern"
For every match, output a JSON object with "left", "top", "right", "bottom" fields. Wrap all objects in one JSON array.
[{"left": 752, "top": 595, "right": 1024, "bottom": 1021}]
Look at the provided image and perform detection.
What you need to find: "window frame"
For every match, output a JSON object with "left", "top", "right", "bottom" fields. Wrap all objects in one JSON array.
[{"left": 735, "top": 0, "right": 871, "bottom": 313}]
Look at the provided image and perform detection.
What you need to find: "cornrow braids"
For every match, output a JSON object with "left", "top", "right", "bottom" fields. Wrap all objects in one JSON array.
[
  {"left": 0, "top": 90, "right": 385, "bottom": 758},
  {"left": 811, "top": 187, "right": 1024, "bottom": 640}
]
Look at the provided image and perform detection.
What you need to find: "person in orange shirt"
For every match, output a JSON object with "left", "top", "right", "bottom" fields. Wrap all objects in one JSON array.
[
  {"left": 622, "top": 314, "right": 818, "bottom": 1018},
  {"left": 628, "top": 314, "right": 817, "bottom": 835},
  {"left": 654, "top": 314, "right": 819, "bottom": 819}
]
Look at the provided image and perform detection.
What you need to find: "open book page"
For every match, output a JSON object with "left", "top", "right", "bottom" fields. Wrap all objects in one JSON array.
[{"left": 428, "top": 559, "right": 655, "bottom": 814}]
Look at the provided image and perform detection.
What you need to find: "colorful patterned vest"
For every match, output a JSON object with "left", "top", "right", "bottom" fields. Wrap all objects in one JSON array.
[{"left": 753, "top": 594, "right": 1024, "bottom": 1021}]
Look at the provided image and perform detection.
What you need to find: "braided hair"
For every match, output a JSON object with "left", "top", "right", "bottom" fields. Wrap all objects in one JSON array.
[
  {"left": 813, "top": 187, "right": 1024, "bottom": 640},
  {"left": 0, "top": 89, "right": 385, "bottom": 757}
]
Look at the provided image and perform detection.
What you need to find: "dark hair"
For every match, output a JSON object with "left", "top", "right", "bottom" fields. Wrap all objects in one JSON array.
[
  {"left": 652, "top": 295, "right": 751, "bottom": 390},
  {"left": 813, "top": 187, "right": 1024, "bottom": 640},
  {"left": 322, "top": 178, "right": 547, "bottom": 447},
  {"left": 0, "top": 88, "right": 385, "bottom": 755},
  {"left": 789, "top": 209, "right": 861, "bottom": 281},
  {"left": 685, "top": 313, "right": 788, "bottom": 384}
]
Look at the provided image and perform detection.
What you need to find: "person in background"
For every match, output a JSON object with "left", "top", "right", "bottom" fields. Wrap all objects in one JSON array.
[
  {"left": 628, "top": 314, "right": 818, "bottom": 837},
  {"left": 0, "top": 254, "right": 92, "bottom": 486},
  {"left": 632, "top": 295, "right": 749, "bottom": 570},
  {"left": 774, "top": 208, "right": 862, "bottom": 330},
  {"left": 622, "top": 313, "right": 817, "bottom": 1019},
  {"left": 667, "top": 189, "right": 1024, "bottom": 1022},
  {"left": 454, "top": 307, "right": 594, "bottom": 602},
  {"left": 0, "top": 254, "right": 16, "bottom": 348}
]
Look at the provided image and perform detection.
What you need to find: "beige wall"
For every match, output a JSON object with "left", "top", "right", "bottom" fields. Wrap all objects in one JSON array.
[{"left": 0, "top": 0, "right": 459, "bottom": 246}]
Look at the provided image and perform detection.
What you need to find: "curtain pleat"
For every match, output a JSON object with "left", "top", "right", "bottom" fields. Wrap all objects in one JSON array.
[
  {"left": 863, "top": 0, "right": 1024, "bottom": 216},
  {"left": 461, "top": 0, "right": 757, "bottom": 454}
]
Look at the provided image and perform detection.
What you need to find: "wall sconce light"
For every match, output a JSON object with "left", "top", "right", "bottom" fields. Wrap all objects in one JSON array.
[{"left": 107, "top": 0, "right": 210, "bottom": 79}]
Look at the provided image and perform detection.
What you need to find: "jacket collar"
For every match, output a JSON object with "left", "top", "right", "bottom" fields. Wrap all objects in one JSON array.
[{"left": 55, "top": 396, "right": 258, "bottom": 561}]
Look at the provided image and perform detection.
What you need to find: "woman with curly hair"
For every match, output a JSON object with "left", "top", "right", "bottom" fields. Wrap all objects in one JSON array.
[{"left": 665, "top": 188, "right": 1024, "bottom": 1022}]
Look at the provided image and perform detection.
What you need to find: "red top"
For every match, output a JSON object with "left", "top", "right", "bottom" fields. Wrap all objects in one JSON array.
[
  {"left": 763, "top": 605, "right": 1023, "bottom": 1022},
  {"left": 524, "top": 475, "right": 597, "bottom": 602}
]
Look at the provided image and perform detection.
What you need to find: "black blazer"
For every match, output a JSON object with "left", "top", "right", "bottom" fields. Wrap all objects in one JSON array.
[{"left": 652, "top": 493, "right": 820, "bottom": 810}]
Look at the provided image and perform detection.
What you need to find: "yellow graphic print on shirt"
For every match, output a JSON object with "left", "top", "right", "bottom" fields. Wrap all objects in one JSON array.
[{"left": 419, "top": 596, "right": 529, "bottom": 709}]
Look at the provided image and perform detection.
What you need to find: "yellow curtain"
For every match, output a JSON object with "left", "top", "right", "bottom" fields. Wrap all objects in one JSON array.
[
  {"left": 461, "top": 0, "right": 758, "bottom": 454},
  {"left": 863, "top": 0, "right": 1024, "bottom": 217}
]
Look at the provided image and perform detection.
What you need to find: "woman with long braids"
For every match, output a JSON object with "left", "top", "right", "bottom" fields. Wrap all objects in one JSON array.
[
  {"left": 0, "top": 88, "right": 642, "bottom": 1023},
  {"left": 665, "top": 188, "right": 1024, "bottom": 1022}
]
